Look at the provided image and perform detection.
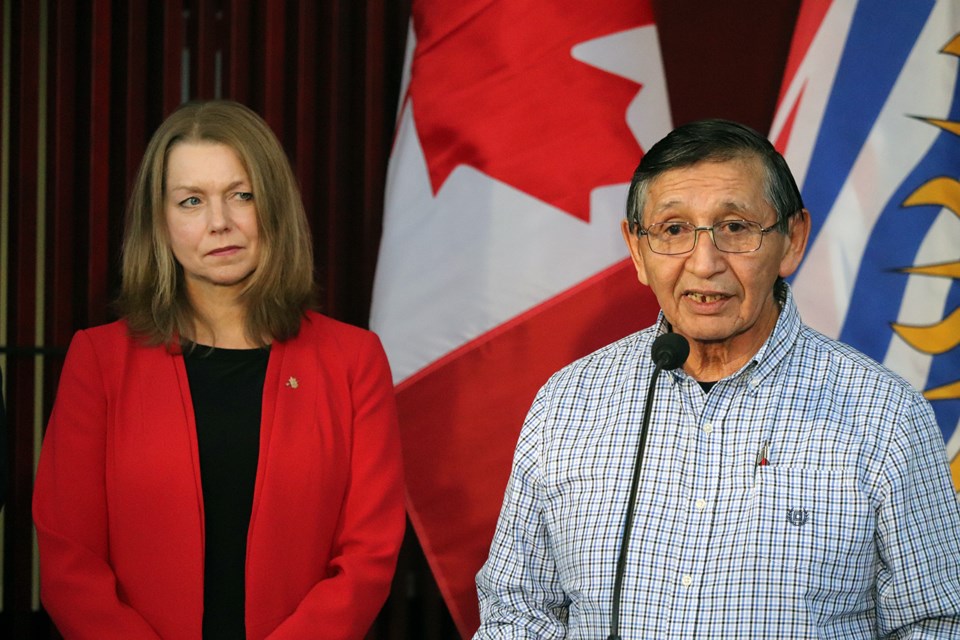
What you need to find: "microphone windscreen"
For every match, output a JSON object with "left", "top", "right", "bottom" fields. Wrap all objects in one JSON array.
[{"left": 651, "top": 333, "right": 689, "bottom": 370}]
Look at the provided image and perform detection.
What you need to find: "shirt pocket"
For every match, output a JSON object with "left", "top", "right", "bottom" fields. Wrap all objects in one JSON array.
[{"left": 751, "top": 466, "right": 874, "bottom": 577}]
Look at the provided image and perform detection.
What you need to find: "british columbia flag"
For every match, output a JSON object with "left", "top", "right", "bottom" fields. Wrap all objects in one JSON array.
[{"left": 771, "top": 0, "right": 960, "bottom": 488}]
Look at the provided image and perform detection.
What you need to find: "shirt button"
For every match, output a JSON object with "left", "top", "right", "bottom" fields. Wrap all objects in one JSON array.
[
  {"left": 695, "top": 498, "right": 707, "bottom": 512},
  {"left": 750, "top": 377, "right": 760, "bottom": 388},
  {"left": 681, "top": 574, "right": 694, "bottom": 587},
  {"left": 703, "top": 422, "right": 714, "bottom": 434}
]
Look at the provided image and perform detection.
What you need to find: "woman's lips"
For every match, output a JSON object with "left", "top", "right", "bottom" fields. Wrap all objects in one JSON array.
[{"left": 207, "top": 246, "right": 241, "bottom": 257}]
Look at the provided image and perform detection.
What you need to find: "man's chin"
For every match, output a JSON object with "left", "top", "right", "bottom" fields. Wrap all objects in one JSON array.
[{"left": 671, "top": 320, "right": 738, "bottom": 346}]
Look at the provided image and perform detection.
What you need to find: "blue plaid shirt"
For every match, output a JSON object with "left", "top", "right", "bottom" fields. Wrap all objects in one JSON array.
[{"left": 475, "top": 285, "right": 960, "bottom": 638}]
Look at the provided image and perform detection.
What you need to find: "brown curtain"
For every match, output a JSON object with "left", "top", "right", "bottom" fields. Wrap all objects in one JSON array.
[
  {"left": 0, "top": 0, "right": 798, "bottom": 637},
  {"left": 0, "top": 1, "right": 460, "bottom": 637}
]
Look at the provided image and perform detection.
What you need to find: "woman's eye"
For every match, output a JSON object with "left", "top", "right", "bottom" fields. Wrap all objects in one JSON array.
[
  {"left": 236, "top": 192, "right": 254, "bottom": 202},
  {"left": 179, "top": 196, "right": 201, "bottom": 207}
]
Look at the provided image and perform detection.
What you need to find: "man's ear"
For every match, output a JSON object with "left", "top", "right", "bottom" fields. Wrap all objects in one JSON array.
[
  {"left": 621, "top": 218, "right": 649, "bottom": 286},
  {"left": 779, "top": 209, "right": 811, "bottom": 279}
]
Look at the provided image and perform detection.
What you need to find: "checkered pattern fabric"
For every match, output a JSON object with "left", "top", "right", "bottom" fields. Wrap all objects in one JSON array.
[{"left": 475, "top": 285, "right": 960, "bottom": 639}]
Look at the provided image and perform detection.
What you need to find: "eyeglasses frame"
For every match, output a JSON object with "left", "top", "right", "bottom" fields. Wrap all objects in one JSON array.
[{"left": 630, "top": 216, "right": 783, "bottom": 255}]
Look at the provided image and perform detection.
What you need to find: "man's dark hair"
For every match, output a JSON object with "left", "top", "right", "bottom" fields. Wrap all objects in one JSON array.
[{"left": 626, "top": 119, "right": 805, "bottom": 233}]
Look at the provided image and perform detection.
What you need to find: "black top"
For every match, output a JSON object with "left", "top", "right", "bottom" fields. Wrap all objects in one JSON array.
[
  {"left": 698, "top": 380, "right": 717, "bottom": 393},
  {"left": 184, "top": 345, "right": 269, "bottom": 640}
]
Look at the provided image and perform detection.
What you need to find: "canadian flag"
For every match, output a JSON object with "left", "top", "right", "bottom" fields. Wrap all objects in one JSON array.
[{"left": 370, "top": 1, "right": 671, "bottom": 635}]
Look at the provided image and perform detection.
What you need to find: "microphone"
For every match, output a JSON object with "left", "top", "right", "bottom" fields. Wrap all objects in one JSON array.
[
  {"left": 651, "top": 332, "right": 690, "bottom": 371},
  {"left": 608, "top": 333, "right": 689, "bottom": 640}
]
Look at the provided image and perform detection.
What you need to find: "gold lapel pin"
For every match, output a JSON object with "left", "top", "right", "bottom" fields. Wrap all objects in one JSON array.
[{"left": 286, "top": 376, "right": 299, "bottom": 389}]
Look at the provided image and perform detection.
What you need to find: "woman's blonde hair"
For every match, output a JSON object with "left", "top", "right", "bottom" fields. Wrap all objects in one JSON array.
[{"left": 117, "top": 100, "right": 315, "bottom": 347}]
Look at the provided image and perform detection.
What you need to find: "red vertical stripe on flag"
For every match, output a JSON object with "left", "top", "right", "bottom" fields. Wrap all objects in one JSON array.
[{"left": 398, "top": 262, "right": 657, "bottom": 635}]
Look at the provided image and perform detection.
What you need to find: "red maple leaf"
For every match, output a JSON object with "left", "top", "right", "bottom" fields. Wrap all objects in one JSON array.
[{"left": 408, "top": 0, "right": 655, "bottom": 222}]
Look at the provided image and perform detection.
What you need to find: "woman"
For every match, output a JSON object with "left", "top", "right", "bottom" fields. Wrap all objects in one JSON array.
[{"left": 33, "top": 100, "right": 405, "bottom": 639}]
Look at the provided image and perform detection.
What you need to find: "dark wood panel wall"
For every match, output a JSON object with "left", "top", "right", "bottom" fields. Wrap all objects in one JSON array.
[
  {"left": 0, "top": 1, "right": 433, "bottom": 637},
  {"left": 0, "top": 1, "right": 797, "bottom": 638}
]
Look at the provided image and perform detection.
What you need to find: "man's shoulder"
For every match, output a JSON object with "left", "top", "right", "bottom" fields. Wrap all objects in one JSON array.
[
  {"left": 544, "top": 328, "right": 654, "bottom": 391},
  {"left": 794, "top": 323, "right": 921, "bottom": 399}
]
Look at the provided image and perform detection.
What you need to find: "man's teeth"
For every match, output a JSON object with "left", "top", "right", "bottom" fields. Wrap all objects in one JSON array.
[{"left": 688, "top": 292, "right": 724, "bottom": 303}]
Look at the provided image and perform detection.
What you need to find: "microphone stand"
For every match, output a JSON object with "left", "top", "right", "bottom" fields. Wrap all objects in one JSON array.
[
  {"left": 607, "top": 332, "right": 686, "bottom": 639},
  {"left": 606, "top": 362, "right": 664, "bottom": 640}
]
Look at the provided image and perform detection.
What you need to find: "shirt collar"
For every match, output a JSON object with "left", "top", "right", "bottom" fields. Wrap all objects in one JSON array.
[{"left": 654, "top": 282, "right": 801, "bottom": 388}]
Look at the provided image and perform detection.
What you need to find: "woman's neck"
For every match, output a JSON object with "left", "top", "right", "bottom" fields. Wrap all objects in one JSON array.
[{"left": 186, "top": 287, "right": 258, "bottom": 349}]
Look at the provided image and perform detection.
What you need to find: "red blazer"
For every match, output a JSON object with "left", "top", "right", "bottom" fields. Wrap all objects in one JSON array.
[{"left": 33, "top": 312, "right": 405, "bottom": 639}]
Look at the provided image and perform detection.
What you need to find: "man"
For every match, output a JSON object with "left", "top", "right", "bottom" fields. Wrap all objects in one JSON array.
[{"left": 474, "top": 120, "right": 960, "bottom": 638}]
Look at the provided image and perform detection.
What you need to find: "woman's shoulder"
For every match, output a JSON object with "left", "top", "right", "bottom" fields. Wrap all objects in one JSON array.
[
  {"left": 292, "top": 311, "right": 388, "bottom": 366},
  {"left": 67, "top": 318, "right": 132, "bottom": 350},
  {"left": 78, "top": 318, "right": 129, "bottom": 339},
  {"left": 78, "top": 318, "right": 169, "bottom": 351},
  {"left": 59, "top": 319, "right": 170, "bottom": 387},
  {"left": 299, "top": 311, "right": 378, "bottom": 344}
]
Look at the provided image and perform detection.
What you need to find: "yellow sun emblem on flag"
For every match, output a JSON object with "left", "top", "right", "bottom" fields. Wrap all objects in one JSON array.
[{"left": 890, "top": 33, "right": 960, "bottom": 490}]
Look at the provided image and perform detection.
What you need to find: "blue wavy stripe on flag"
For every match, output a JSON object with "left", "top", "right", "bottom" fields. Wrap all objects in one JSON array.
[
  {"left": 799, "top": 1, "right": 934, "bottom": 243},
  {"left": 842, "top": 119, "right": 960, "bottom": 438},
  {"left": 788, "top": 0, "right": 960, "bottom": 438}
]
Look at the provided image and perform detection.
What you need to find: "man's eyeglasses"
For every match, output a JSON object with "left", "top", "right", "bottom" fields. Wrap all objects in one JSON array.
[{"left": 633, "top": 219, "right": 780, "bottom": 255}]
